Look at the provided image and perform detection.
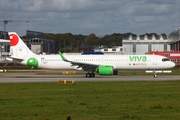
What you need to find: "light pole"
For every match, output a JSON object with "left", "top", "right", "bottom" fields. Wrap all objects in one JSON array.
[
  {"left": 59, "top": 43, "right": 61, "bottom": 51},
  {"left": 77, "top": 41, "right": 79, "bottom": 53},
  {"left": 64, "top": 39, "right": 66, "bottom": 53},
  {"left": 48, "top": 43, "right": 49, "bottom": 54}
]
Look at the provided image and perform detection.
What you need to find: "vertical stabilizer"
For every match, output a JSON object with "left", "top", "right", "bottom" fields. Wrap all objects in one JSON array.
[{"left": 8, "top": 32, "right": 35, "bottom": 59}]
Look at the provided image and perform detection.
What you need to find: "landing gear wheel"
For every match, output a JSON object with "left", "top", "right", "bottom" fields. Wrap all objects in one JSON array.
[
  {"left": 86, "top": 73, "right": 95, "bottom": 77},
  {"left": 153, "top": 70, "right": 158, "bottom": 78},
  {"left": 154, "top": 74, "right": 158, "bottom": 78},
  {"left": 90, "top": 73, "right": 95, "bottom": 77},
  {"left": 86, "top": 73, "right": 90, "bottom": 77}
]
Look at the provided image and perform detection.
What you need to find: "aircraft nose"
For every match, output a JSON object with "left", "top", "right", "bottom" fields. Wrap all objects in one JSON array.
[{"left": 170, "top": 61, "right": 175, "bottom": 68}]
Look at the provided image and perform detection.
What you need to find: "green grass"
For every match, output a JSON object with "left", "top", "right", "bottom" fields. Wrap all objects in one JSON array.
[{"left": 0, "top": 81, "right": 180, "bottom": 120}]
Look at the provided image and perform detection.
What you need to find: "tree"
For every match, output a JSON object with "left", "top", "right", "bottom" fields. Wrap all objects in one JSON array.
[{"left": 84, "top": 33, "right": 100, "bottom": 45}]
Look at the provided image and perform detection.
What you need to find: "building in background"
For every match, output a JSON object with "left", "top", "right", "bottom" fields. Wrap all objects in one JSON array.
[
  {"left": 169, "top": 27, "right": 180, "bottom": 51},
  {"left": 79, "top": 44, "right": 94, "bottom": 53},
  {"left": 25, "top": 30, "right": 55, "bottom": 54},
  {"left": 122, "top": 34, "right": 171, "bottom": 54},
  {"left": 0, "top": 31, "right": 10, "bottom": 62},
  {"left": 94, "top": 46, "right": 123, "bottom": 54}
]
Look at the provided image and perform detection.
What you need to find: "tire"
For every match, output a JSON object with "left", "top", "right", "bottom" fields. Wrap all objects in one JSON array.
[
  {"left": 90, "top": 73, "right": 95, "bottom": 77},
  {"left": 154, "top": 74, "right": 158, "bottom": 78},
  {"left": 86, "top": 73, "right": 90, "bottom": 77}
]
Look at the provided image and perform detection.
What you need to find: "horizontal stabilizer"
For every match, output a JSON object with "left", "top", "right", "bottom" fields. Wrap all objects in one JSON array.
[{"left": 6, "top": 56, "right": 24, "bottom": 62}]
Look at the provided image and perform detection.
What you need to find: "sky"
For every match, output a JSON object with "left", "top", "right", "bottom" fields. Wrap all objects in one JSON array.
[{"left": 0, "top": 0, "right": 180, "bottom": 36}]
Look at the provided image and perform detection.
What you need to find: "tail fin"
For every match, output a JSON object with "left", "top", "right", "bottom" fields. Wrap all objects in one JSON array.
[{"left": 8, "top": 32, "right": 35, "bottom": 59}]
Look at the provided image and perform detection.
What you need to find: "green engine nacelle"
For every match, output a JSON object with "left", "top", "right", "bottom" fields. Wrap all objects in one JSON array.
[{"left": 97, "top": 66, "right": 114, "bottom": 76}]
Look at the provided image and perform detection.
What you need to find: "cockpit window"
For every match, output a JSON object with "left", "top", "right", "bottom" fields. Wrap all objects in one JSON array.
[{"left": 162, "top": 58, "right": 170, "bottom": 62}]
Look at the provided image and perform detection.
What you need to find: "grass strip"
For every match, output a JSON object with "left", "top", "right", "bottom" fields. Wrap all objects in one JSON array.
[{"left": 0, "top": 81, "right": 180, "bottom": 120}]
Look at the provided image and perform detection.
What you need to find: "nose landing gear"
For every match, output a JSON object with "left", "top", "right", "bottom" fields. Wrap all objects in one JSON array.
[{"left": 153, "top": 70, "right": 158, "bottom": 78}]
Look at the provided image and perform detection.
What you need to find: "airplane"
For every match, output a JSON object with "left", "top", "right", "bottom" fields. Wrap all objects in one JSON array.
[{"left": 7, "top": 32, "right": 175, "bottom": 78}]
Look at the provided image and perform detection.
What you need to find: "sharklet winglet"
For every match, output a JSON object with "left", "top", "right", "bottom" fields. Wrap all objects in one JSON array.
[{"left": 58, "top": 51, "right": 68, "bottom": 62}]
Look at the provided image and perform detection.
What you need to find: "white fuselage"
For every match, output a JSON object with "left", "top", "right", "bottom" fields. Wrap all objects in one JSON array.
[{"left": 17, "top": 54, "right": 175, "bottom": 70}]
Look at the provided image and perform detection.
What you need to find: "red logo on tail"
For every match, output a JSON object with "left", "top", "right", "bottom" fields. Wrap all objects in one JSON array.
[{"left": 9, "top": 34, "right": 19, "bottom": 46}]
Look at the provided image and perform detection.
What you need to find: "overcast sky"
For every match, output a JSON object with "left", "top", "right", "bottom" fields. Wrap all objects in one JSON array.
[{"left": 0, "top": 0, "right": 179, "bottom": 36}]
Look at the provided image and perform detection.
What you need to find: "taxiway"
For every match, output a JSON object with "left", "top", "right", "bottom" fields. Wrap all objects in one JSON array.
[{"left": 0, "top": 72, "right": 179, "bottom": 83}]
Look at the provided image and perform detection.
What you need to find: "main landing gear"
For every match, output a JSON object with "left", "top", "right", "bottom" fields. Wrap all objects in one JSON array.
[
  {"left": 86, "top": 72, "right": 95, "bottom": 78},
  {"left": 153, "top": 70, "right": 158, "bottom": 78}
]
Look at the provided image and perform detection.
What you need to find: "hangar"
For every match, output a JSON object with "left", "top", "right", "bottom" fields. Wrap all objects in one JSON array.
[
  {"left": 122, "top": 34, "right": 171, "bottom": 54},
  {"left": 169, "top": 28, "right": 180, "bottom": 51}
]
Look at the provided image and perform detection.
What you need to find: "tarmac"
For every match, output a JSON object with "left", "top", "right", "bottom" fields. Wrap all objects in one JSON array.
[{"left": 0, "top": 71, "right": 180, "bottom": 83}]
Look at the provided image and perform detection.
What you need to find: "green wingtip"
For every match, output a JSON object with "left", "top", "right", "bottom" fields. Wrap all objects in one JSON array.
[{"left": 58, "top": 51, "right": 66, "bottom": 61}]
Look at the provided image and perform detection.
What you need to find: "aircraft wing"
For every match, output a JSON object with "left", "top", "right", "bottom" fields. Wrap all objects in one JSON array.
[
  {"left": 70, "top": 61, "right": 98, "bottom": 71},
  {"left": 58, "top": 51, "right": 98, "bottom": 71}
]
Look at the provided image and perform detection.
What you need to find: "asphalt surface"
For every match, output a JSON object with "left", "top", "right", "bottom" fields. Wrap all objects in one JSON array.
[{"left": 0, "top": 72, "right": 180, "bottom": 83}]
